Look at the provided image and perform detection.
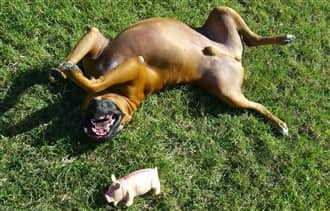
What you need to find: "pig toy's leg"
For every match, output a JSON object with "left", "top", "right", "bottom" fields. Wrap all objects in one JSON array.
[
  {"left": 152, "top": 179, "right": 161, "bottom": 195},
  {"left": 125, "top": 191, "right": 135, "bottom": 206}
]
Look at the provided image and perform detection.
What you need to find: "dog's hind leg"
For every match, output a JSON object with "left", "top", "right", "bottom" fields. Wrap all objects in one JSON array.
[
  {"left": 197, "top": 58, "right": 288, "bottom": 135},
  {"left": 202, "top": 6, "right": 295, "bottom": 48},
  {"left": 221, "top": 91, "right": 289, "bottom": 135}
]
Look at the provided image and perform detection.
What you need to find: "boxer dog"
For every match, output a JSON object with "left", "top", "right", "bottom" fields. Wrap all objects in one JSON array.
[{"left": 49, "top": 6, "right": 295, "bottom": 140}]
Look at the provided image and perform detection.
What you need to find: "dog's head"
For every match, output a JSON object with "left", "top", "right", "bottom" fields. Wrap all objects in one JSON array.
[{"left": 82, "top": 97, "right": 123, "bottom": 141}]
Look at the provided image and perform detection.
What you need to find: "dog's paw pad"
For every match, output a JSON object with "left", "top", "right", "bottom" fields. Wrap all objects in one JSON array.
[{"left": 284, "top": 34, "right": 295, "bottom": 44}]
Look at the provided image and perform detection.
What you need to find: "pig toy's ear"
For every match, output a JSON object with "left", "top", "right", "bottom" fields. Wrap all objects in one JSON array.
[{"left": 111, "top": 174, "right": 117, "bottom": 183}]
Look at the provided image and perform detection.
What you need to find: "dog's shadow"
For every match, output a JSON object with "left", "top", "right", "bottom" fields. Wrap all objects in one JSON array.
[
  {"left": 182, "top": 85, "right": 240, "bottom": 118},
  {"left": 0, "top": 67, "right": 98, "bottom": 154},
  {"left": 0, "top": 67, "right": 271, "bottom": 153},
  {"left": 0, "top": 68, "right": 245, "bottom": 153}
]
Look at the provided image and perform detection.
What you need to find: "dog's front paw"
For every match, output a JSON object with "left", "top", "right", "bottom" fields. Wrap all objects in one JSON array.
[
  {"left": 59, "top": 61, "right": 75, "bottom": 72},
  {"left": 49, "top": 67, "right": 68, "bottom": 83},
  {"left": 58, "top": 61, "right": 83, "bottom": 75},
  {"left": 284, "top": 34, "right": 295, "bottom": 44}
]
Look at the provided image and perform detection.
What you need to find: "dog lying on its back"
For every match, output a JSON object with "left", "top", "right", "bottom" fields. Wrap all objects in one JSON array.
[{"left": 49, "top": 6, "right": 295, "bottom": 140}]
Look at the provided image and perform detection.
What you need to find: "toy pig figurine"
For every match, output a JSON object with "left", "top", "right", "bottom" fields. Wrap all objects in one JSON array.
[{"left": 105, "top": 168, "right": 160, "bottom": 206}]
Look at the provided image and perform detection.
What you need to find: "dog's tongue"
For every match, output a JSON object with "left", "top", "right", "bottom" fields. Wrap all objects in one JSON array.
[{"left": 92, "top": 125, "right": 109, "bottom": 136}]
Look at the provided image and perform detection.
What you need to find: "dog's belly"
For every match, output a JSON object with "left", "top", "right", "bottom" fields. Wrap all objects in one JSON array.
[{"left": 86, "top": 18, "right": 226, "bottom": 80}]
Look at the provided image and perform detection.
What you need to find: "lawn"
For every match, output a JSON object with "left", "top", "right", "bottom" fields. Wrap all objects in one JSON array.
[{"left": 0, "top": 0, "right": 329, "bottom": 210}]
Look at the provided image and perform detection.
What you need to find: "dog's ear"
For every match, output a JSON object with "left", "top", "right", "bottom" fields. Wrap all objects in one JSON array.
[{"left": 111, "top": 174, "right": 117, "bottom": 183}]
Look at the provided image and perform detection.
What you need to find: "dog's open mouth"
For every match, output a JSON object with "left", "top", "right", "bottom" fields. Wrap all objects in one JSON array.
[
  {"left": 83, "top": 98, "right": 123, "bottom": 141},
  {"left": 90, "top": 114, "right": 116, "bottom": 137},
  {"left": 84, "top": 112, "right": 121, "bottom": 140}
]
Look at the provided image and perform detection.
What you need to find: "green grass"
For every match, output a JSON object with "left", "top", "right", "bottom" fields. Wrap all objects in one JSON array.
[{"left": 1, "top": 0, "right": 329, "bottom": 210}]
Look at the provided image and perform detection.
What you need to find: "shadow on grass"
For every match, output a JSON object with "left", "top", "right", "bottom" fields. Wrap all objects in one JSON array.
[
  {"left": 184, "top": 85, "right": 243, "bottom": 118},
  {"left": 186, "top": 85, "right": 283, "bottom": 137},
  {"left": 0, "top": 69, "right": 274, "bottom": 151},
  {"left": 89, "top": 185, "right": 164, "bottom": 210},
  {"left": 0, "top": 67, "right": 101, "bottom": 155},
  {"left": 1, "top": 69, "right": 47, "bottom": 114}
]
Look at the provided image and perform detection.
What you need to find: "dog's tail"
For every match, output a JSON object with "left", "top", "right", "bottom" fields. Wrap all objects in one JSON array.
[{"left": 216, "top": 6, "right": 295, "bottom": 46}]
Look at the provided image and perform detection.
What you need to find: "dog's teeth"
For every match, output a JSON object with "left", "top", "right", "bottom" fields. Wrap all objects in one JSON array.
[
  {"left": 110, "top": 119, "right": 115, "bottom": 126},
  {"left": 90, "top": 117, "right": 113, "bottom": 137},
  {"left": 92, "top": 127, "right": 97, "bottom": 133}
]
